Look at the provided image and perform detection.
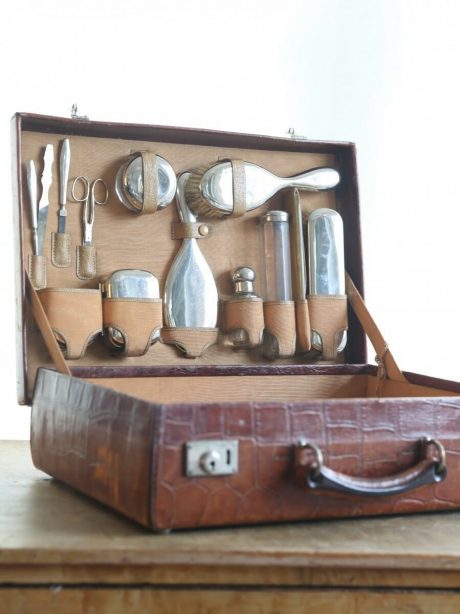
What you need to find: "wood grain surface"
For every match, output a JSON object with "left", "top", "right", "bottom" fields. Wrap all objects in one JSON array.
[
  {"left": 3, "top": 440, "right": 460, "bottom": 571},
  {"left": 2, "top": 587, "right": 460, "bottom": 614},
  {"left": 4, "top": 440, "right": 460, "bottom": 612}
]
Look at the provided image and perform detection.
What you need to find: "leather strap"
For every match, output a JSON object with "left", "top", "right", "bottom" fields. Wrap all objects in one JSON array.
[
  {"left": 141, "top": 152, "right": 158, "bottom": 214},
  {"left": 346, "top": 273, "right": 407, "bottom": 383},
  {"left": 25, "top": 272, "right": 71, "bottom": 375},
  {"left": 230, "top": 159, "right": 246, "bottom": 218},
  {"left": 172, "top": 222, "right": 211, "bottom": 240}
]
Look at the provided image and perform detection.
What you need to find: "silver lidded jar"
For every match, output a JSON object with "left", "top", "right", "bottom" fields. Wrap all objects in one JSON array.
[{"left": 101, "top": 269, "right": 160, "bottom": 349}]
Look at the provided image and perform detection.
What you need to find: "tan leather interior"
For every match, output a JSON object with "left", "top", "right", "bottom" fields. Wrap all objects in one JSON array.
[
  {"left": 88, "top": 374, "right": 458, "bottom": 403},
  {"left": 21, "top": 129, "right": 341, "bottom": 395},
  {"left": 21, "top": 127, "right": 450, "bottom": 404}
]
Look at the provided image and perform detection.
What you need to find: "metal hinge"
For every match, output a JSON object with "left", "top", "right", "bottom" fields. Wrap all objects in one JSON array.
[
  {"left": 185, "top": 440, "right": 239, "bottom": 477},
  {"left": 287, "top": 127, "right": 309, "bottom": 141},
  {"left": 71, "top": 104, "right": 89, "bottom": 121}
]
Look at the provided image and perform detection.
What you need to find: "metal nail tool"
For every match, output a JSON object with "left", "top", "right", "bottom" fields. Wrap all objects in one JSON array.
[
  {"left": 58, "top": 139, "right": 71, "bottom": 233},
  {"left": 35, "top": 144, "right": 54, "bottom": 256},
  {"left": 26, "top": 160, "right": 39, "bottom": 255},
  {"left": 164, "top": 172, "right": 218, "bottom": 327},
  {"left": 71, "top": 176, "right": 109, "bottom": 246}
]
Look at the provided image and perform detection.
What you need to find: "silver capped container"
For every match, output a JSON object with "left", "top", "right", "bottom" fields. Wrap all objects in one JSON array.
[{"left": 101, "top": 269, "right": 160, "bottom": 349}]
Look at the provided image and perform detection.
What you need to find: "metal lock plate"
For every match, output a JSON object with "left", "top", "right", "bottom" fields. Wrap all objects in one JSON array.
[{"left": 185, "top": 440, "right": 239, "bottom": 477}]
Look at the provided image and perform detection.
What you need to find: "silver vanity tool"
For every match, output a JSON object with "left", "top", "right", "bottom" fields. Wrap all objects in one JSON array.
[
  {"left": 308, "top": 208, "right": 347, "bottom": 353},
  {"left": 115, "top": 153, "right": 176, "bottom": 213},
  {"left": 37, "top": 144, "right": 54, "bottom": 255},
  {"left": 229, "top": 267, "right": 260, "bottom": 348},
  {"left": 164, "top": 172, "right": 218, "bottom": 327},
  {"left": 26, "top": 160, "right": 38, "bottom": 255},
  {"left": 58, "top": 139, "right": 71, "bottom": 233},
  {"left": 101, "top": 269, "right": 160, "bottom": 348},
  {"left": 190, "top": 163, "right": 340, "bottom": 216},
  {"left": 71, "top": 176, "right": 109, "bottom": 246}
]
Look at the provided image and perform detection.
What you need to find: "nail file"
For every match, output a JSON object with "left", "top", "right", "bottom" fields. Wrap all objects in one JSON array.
[
  {"left": 26, "top": 160, "right": 38, "bottom": 255},
  {"left": 37, "top": 144, "right": 54, "bottom": 256},
  {"left": 58, "top": 139, "right": 70, "bottom": 233}
]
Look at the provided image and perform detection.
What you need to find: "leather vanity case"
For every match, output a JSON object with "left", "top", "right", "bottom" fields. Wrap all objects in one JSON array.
[{"left": 12, "top": 112, "right": 460, "bottom": 532}]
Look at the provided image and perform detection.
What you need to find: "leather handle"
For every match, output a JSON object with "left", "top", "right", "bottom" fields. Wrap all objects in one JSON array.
[{"left": 295, "top": 438, "right": 446, "bottom": 497}]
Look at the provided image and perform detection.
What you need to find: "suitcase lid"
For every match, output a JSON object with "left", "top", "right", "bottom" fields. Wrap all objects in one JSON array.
[{"left": 12, "top": 112, "right": 364, "bottom": 404}]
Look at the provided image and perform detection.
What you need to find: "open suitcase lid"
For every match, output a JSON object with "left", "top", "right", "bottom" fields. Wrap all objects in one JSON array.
[{"left": 12, "top": 112, "right": 367, "bottom": 405}]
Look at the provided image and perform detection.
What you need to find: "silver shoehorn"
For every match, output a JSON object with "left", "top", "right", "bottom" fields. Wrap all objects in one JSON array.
[{"left": 164, "top": 173, "right": 218, "bottom": 327}]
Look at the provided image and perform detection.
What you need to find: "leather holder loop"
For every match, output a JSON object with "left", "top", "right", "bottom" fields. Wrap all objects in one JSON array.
[
  {"left": 172, "top": 222, "right": 212, "bottom": 240},
  {"left": 76, "top": 245, "right": 97, "bottom": 280},
  {"left": 160, "top": 327, "right": 219, "bottom": 358},
  {"left": 102, "top": 298, "right": 162, "bottom": 357},
  {"left": 295, "top": 299, "right": 311, "bottom": 353},
  {"left": 51, "top": 232, "right": 71, "bottom": 268},
  {"left": 140, "top": 152, "right": 158, "bottom": 215},
  {"left": 25, "top": 272, "right": 71, "bottom": 375},
  {"left": 224, "top": 297, "right": 264, "bottom": 348},
  {"left": 308, "top": 295, "right": 348, "bottom": 361},
  {"left": 263, "top": 301, "right": 296, "bottom": 358},
  {"left": 28, "top": 254, "right": 47, "bottom": 290},
  {"left": 37, "top": 288, "right": 102, "bottom": 360}
]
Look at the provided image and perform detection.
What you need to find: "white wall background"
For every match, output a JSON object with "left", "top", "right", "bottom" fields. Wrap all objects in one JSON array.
[{"left": 1, "top": 0, "right": 459, "bottom": 439}]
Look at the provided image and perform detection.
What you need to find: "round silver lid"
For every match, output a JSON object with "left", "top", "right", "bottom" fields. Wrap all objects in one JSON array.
[{"left": 262, "top": 210, "right": 289, "bottom": 223}]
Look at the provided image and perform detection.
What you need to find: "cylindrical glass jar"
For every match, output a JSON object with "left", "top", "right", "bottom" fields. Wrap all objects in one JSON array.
[{"left": 260, "top": 210, "right": 292, "bottom": 301}]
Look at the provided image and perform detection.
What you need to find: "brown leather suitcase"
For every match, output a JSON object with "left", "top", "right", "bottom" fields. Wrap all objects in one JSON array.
[{"left": 13, "top": 112, "right": 460, "bottom": 532}]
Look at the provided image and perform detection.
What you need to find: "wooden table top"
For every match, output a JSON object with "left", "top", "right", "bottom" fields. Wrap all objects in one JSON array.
[{"left": 2, "top": 439, "right": 460, "bottom": 589}]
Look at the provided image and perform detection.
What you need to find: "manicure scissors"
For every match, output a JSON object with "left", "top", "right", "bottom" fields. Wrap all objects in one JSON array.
[{"left": 71, "top": 176, "right": 109, "bottom": 246}]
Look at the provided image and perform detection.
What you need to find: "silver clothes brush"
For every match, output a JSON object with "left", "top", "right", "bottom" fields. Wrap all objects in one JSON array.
[{"left": 185, "top": 161, "right": 340, "bottom": 218}]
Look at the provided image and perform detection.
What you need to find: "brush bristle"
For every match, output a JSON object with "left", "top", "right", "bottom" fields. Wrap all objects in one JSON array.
[{"left": 185, "top": 163, "right": 227, "bottom": 219}]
